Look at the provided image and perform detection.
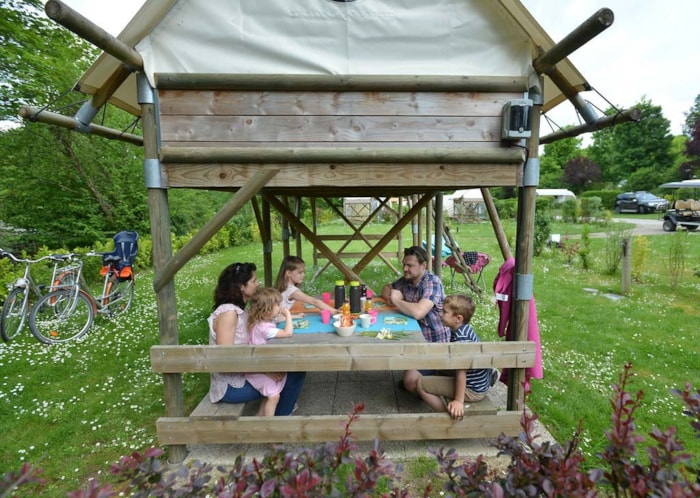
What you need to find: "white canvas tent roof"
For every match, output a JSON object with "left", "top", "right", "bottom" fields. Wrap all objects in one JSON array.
[
  {"left": 536, "top": 189, "right": 576, "bottom": 200},
  {"left": 74, "top": 0, "right": 590, "bottom": 117}
]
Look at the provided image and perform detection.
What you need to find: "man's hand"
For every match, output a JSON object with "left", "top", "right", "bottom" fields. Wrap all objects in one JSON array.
[{"left": 390, "top": 289, "right": 404, "bottom": 304}]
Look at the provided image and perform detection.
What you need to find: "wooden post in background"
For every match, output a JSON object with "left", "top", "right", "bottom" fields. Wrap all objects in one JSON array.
[{"left": 621, "top": 237, "right": 631, "bottom": 295}]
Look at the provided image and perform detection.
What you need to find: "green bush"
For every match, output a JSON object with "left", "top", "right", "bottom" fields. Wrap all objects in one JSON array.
[
  {"left": 581, "top": 189, "right": 620, "bottom": 210},
  {"left": 493, "top": 198, "right": 517, "bottom": 219},
  {"left": 561, "top": 198, "right": 579, "bottom": 223},
  {"left": 579, "top": 196, "right": 604, "bottom": 221}
]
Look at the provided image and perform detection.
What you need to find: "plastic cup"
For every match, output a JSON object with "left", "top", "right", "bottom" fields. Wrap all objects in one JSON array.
[
  {"left": 321, "top": 309, "right": 331, "bottom": 324},
  {"left": 366, "top": 289, "right": 373, "bottom": 299},
  {"left": 368, "top": 309, "right": 378, "bottom": 324},
  {"left": 359, "top": 314, "right": 371, "bottom": 328},
  {"left": 321, "top": 292, "right": 331, "bottom": 305}
]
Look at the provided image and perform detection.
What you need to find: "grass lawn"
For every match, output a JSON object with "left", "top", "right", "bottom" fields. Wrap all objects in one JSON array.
[{"left": 1, "top": 219, "right": 698, "bottom": 495}]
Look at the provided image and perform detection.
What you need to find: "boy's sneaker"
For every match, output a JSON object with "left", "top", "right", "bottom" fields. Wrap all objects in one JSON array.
[{"left": 489, "top": 368, "right": 500, "bottom": 387}]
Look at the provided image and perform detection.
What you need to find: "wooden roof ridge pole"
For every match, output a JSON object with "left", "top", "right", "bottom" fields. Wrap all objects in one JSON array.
[
  {"left": 18, "top": 106, "right": 143, "bottom": 146},
  {"left": 263, "top": 193, "right": 361, "bottom": 282},
  {"left": 153, "top": 168, "right": 279, "bottom": 293},
  {"left": 533, "top": 8, "right": 613, "bottom": 75},
  {"left": 45, "top": 0, "right": 143, "bottom": 70},
  {"left": 539, "top": 107, "right": 641, "bottom": 144},
  {"left": 481, "top": 187, "right": 512, "bottom": 261},
  {"left": 533, "top": 8, "right": 614, "bottom": 126},
  {"left": 156, "top": 73, "right": 528, "bottom": 92},
  {"left": 160, "top": 146, "right": 525, "bottom": 164},
  {"left": 353, "top": 192, "right": 437, "bottom": 274}
]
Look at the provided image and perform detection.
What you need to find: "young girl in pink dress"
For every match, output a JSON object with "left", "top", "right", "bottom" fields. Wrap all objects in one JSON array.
[{"left": 245, "top": 287, "right": 294, "bottom": 416}]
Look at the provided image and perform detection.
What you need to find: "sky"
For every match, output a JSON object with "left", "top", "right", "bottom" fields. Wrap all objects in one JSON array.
[{"left": 57, "top": 0, "right": 699, "bottom": 137}]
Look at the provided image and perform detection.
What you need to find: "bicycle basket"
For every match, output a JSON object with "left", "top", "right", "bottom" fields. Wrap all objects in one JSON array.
[{"left": 102, "top": 231, "right": 139, "bottom": 270}]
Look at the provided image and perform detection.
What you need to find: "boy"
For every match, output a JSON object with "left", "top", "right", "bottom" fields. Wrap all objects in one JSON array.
[{"left": 416, "top": 294, "right": 498, "bottom": 419}]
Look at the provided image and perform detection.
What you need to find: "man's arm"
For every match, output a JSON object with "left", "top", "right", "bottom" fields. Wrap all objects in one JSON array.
[
  {"left": 390, "top": 294, "right": 434, "bottom": 320},
  {"left": 381, "top": 283, "right": 394, "bottom": 305}
]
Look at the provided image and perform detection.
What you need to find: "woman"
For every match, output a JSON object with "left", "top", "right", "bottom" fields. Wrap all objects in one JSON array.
[{"left": 208, "top": 262, "right": 305, "bottom": 415}]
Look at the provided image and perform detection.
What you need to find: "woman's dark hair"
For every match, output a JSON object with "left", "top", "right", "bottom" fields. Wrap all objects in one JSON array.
[{"left": 213, "top": 262, "right": 256, "bottom": 310}]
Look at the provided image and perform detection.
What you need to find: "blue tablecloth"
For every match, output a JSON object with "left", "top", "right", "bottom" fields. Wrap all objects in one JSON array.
[{"left": 292, "top": 312, "right": 420, "bottom": 335}]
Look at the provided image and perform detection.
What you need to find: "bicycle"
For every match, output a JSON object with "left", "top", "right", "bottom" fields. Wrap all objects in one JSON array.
[
  {"left": 0, "top": 249, "right": 78, "bottom": 342},
  {"left": 28, "top": 231, "right": 138, "bottom": 344}
]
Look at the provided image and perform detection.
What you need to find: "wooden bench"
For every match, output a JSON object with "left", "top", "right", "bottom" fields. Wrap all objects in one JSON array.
[{"left": 150, "top": 340, "right": 535, "bottom": 446}]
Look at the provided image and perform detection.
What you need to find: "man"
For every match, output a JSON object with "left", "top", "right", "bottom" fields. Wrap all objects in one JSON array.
[{"left": 381, "top": 245, "right": 450, "bottom": 392}]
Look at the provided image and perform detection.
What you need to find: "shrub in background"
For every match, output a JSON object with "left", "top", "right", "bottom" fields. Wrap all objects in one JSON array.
[
  {"left": 533, "top": 212, "right": 551, "bottom": 256},
  {"left": 631, "top": 235, "right": 650, "bottom": 282},
  {"left": 579, "top": 196, "right": 604, "bottom": 223},
  {"left": 561, "top": 197, "right": 579, "bottom": 223},
  {"left": 667, "top": 230, "right": 687, "bottom": 289},
  {"left": 4, "top": 365, "right": 698, "bottom": 497},
  {"left": 578, "top": 224, "right": 591, "bottom": 270},
  {"left": 581, "top": 189, "right": 620, "bottom": 211}
]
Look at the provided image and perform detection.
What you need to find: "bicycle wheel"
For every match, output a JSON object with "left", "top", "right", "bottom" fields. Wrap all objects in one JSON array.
[
  {"left": 1, "top": 288, "right": 28, "bottom": 342},
  {"left": 29, "top": 290, "right": 94, "bottom": 344},
  {"left": 104, "top": 275, "right": 134, "bottom": 316}
]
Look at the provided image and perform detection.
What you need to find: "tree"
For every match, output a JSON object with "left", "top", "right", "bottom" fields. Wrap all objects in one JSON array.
[
  {"left": 539, "top": 135, "right": 582, "bottom": 188},
  {"left": 682, "top": 93, "right": 700, "bottom": 137},
  {"left": 679, "top": 118, "right": 700, "bottom": 179},
  {"left": 0, "top": 0, "right": 97, "bottom": 124},
  {"left": 0, "top": 1, "right": 149, "bottom": 250},
  {"left": 561, "top": 157, "right": 601, "bottom": 194},
  {"left": 587, "top": 97, "right": 674, "bottom": 189}
]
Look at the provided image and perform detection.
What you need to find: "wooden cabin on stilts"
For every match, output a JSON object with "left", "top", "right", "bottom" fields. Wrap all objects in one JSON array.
[{"left": 23, "top": 0, "right": 639, "bottom": 464}]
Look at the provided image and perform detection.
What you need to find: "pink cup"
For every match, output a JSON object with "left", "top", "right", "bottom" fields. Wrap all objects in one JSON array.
[
  {"left": 321, "top": 309, "right": 331, "bottom": 324},
  {"left": 366, "top": 289, "right": 373, "bottom": 299},
  {"left": 321, "top": 292, "right": 331, "bottom": 305},
  {"left": 368, "top": 309, "right": 378, "bottom": 324}
]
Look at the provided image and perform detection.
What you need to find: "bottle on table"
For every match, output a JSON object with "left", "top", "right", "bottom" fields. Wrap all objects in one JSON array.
[
  {"left": 341, "top": 299, "right": 353, "bottom": 327},
  {"left": 349, "top": 280, "right": 361, "bottom": 313},
  {"left": 334, "top": 280, "right": 345, "bottom": 308}
]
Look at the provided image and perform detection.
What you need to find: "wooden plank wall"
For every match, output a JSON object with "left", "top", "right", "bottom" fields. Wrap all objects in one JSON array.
[{"left": 157, "top": 90, "right": 524, "bottom": 191}]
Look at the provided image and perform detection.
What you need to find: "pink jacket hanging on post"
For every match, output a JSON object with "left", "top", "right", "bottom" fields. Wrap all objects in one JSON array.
[{"left": 493, "top": 257, "right": 543, "bottom": 385}]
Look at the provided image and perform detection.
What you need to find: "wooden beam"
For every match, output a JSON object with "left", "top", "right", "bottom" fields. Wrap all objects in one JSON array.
[
  {"left": 153, "top": 169, "right": 279, "bottom": 293},
  {"left": 156, "top": 411, "right": 522, "bottom": 445},
  {"left": 481, "top": 188, "right": 512, "bottom": 261},
  {"left": 150, "top": 342, "right": 536, "bottom": 373},
  {"left": 262, "top": 193, "right": 361, "bottom": 282},
  {"left": 45, "top": 0, "right": 143, "bottom": 70},
  {"left": 353, "top": 193, "right": 436, "bottom": 274},
  {"left": 19, "top": 106, "right": 143, "bottom": 146},
  {"left": 160, "top": 146, "right": 525, "bottom": 164},
  {"left": 156, "top": 73, "right": 528, "bottom": 93},
  {"left": 540, "top": 107, "right": 641, "bottom": 144},
  {"left": 533, "top": 8, "right": 614, "bottom": 75}
]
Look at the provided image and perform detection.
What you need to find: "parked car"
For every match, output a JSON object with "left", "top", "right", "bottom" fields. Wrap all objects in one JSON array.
[{"left": 614, "top": 191, "right": 669, "bottom": 214}]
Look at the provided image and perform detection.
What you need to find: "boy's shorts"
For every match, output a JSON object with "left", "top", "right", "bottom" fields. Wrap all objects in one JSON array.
[{"left": 418, "top": 375, "right": 487, "bottom": 402}]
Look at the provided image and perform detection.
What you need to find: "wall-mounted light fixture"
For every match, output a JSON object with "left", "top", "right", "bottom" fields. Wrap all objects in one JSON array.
[{"left": 501, "top": 99, "right": 533, "bottom": 140}]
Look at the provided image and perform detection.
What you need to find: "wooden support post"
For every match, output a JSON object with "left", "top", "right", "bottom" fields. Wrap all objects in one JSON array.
[
  {"left": 426, "top": 199, "right": 433, "bottom": 271},
  {"left": 294, "top": 197, "right": 303, "bottom": 258},
  {"left": 311, "top": 198, "right": 318, "bottom": 267},
  {"left": 281, "top": 196, "right": 290, "bottom": 258},
  {"left": 262, "top": 198, "right": 273, "bottom": 287},
  {"left": 434, "top": 193, "right": 444, "bottom": 277},
  {"left": 621, "top": 237, "right": 631, "bottom": 295},
  {"left": 509, "top": 81, "right": 543, "bottom": 411},
  {"left": 482, "top": 188, "right": 513, "bottom": 261},
  {"left": 139, "top": 77, "right": 185, "bottom": 464},
  {"left": 153, "top": 170, "right": 278, "bottom": 293}
]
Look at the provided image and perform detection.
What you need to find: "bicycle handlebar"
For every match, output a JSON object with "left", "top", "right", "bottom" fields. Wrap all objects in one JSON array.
[{"left": 0, "top": 249, "right": 79, "bottom": 265}]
